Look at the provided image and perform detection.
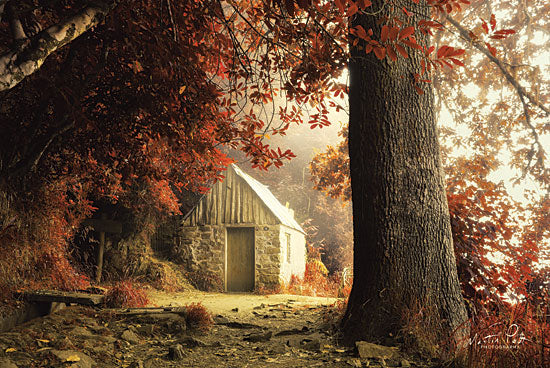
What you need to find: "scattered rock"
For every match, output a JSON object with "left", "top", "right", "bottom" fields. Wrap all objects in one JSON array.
[
  {"left": 302, "top": 338, "right": 321, "bottom": 352},
  {"left": 69, "top": 326, "right": 94, "bottom": 338},
  {"left": 178, "top": 336, "right": 206, "bottom": 348},
  {"left": 0, "top": 357, "right": 18, "bottom": 368},
  {"left": 253, "top": 304, "right": 266, "bottom": 310},
  {"left": 274, "top": 326, "right": 309, "bottom": 336},
  {"left": 400, "top": 359, "right": 411, "bottom": 367},
  {"left": 136, "top": 324, "right": 154, "bottom": 335},
  {"left": 168, "top": 344, "right": 186, "bottom": 360},
  {"left": 213, "top": 315, "right": 229, "bottom": 324},
  {"left": 218, "top": 321, "right": 261, "bottom": 329},
  {"left": 355, "top": 341, "right": 399, "bottom": 360},
  {"left": 121, "top": 330, "right": 140, "bottom": 344},
  {"left": 97, "top": 335, "right": 117, "bottom": 344},
  {"left": 267, "top": 344, "right": 287, "bottom": 354},
  {"left": 129, "top": 360, "right": 144, "bottom": 368},
  {"left": 231, "top": 307, "right": 239, "bottom": 312},
  {"left": 243, "top": 331, "right": 272, "bottom": 342},
  {"left": 347, "top": 358, "right": 362, "bottom": 367},
  {"left": 50, "top": 350, "right": 95, "bottom": 368}
]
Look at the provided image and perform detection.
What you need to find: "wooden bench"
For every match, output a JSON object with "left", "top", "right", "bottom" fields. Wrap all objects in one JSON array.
[{"left": 18, "top": 290, "right": 105, "bottom": 307}]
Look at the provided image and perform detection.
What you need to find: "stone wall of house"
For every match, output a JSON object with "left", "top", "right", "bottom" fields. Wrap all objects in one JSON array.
[
  {"left": 174, "top": 225, "right": 226, "bottom": 280},
  {"left": 253, "top": 225, "right": 281, "bottom": 289},
  {"left": 153, "top": 221, "right": 290, "bottom": 291}
]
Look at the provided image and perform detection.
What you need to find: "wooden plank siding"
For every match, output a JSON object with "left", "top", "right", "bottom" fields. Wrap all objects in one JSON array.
[{"left": 183, "top": 166, "right": 279, "bottom": 226}]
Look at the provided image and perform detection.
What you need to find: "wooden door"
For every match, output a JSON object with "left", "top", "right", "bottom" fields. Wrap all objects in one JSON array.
[{"left": 226, "top": 227, "right": 255, "bottom": 292}]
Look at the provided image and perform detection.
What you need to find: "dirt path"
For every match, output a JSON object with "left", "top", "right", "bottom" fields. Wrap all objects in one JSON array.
[
  {"left": 0, "top": 291, "right": 434, "bottom": 367},
  {"left": 147, "top": 290, "right": 339, "bottom": 315}
]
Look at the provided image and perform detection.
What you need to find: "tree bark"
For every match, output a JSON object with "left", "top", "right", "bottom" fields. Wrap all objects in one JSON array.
[
  {"left": 342, "top": 0, "right": 469, "bottom": 348},
  {"left": 0, "top": 1, "right": 117, "bottom": 92}
]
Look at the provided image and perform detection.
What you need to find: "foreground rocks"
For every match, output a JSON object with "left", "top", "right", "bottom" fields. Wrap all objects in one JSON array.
[{"left": 0, "top": 301, "right": 442, "bottom": 367}]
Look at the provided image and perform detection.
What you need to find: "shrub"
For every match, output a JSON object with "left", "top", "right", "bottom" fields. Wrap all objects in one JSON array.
[
  {"left": 186, "top": 269, "right": 223, "bottom": 292},
  {"left": 104, "top": 280, "right": 149, "bottom": 308},
  {"left": 181, "top": 302, "right": 213, "bottom": 331}
]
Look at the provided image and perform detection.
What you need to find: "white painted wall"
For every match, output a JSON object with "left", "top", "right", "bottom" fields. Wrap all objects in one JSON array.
[{"left": 278, "top": 225, "right": 306, "bottom": 283}]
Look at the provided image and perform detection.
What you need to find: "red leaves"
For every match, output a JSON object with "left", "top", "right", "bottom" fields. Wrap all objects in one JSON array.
[
  {"left": 398, "top": 26, "right": 415, "bottom": 40},
  {"left": 394, "top": 43, "right": 408, "bottom": 58},
  {"left": 380, "top": 25, "right": 389, "bottom": 43},
  {"left": 418, "top": 19, "right": 443, "bottom": 36},
  {"left": 351, "top": 23, "right": 419, "bottom": 62},
  {"left": 373, "top": 46, "right": 386, "bottom": 60},
  {"left": 345, "top": 2, "right": 359, "bottom": 17},
  {"left": 485, "top": 42, "right": 498, "bottom": 57},
  {"left": 335, "top": 0, "right": 345, "bottom": 14},
  {"left": 426, "top": 0, "right": 470, "bottom": 14},
  {"left": 436, "top": 45, "right": 465, "bottom": 59},
  {"left": 477, "top": 14, "right": 516, "bottom": 57},
  {"left": 481, "top": 19, "right": 489, "bottom": 34},
  {"left": 490, "top": 13, "right": 497, "bottom": 31},
  {"left": 386, "top": 44, "right": 397, "bottom": 62},
  {"left": 334, "top": 0, "right": 371, "bottom": 17}
]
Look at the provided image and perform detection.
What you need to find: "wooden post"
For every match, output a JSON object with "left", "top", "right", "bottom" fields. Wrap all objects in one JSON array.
[
  {"left": 82, "top": 215, "right": 122, "bottom": 284},
  {"left": 96, "top": 213, "right": 106, "bottom": 283}
]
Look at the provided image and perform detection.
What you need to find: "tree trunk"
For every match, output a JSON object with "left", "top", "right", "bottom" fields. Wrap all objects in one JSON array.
[{"left": 342, "top": 1, "right": 469, "bottom": 349}]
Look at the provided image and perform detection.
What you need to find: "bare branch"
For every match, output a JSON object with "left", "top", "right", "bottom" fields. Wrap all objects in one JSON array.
[
  {"left": 10, "top": 117, "right": 75, "bottom": 178},
  {"left": 165, "top": 0, "right": 178, "bottom": 42},
  {"left": 446, "top": 15, "right": 548, "bottom": 176},
  {"left": 0, "top": 1, "right": 118, "bottom": 92},
  {"left": 0, "top": 0, "right": 6, "bottom": 19},
  {"left": 5, "top": 1, "right": 27, "bottom": 42},
  {"left": 446, "top": 15, "right": 549, "bottom": 116}
]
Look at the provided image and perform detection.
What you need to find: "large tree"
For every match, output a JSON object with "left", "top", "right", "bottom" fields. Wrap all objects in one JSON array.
[{"left": 340, "top": 0, "right": 469, "bottom": 344}]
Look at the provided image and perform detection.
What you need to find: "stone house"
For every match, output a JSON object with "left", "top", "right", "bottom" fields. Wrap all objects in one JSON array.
[{"left": 156, "top": 164, "right": 306, "bottom": 292}]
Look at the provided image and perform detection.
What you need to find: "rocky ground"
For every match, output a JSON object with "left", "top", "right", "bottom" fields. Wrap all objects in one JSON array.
[{"left": 0, "top": 292, "right": 442, "bottom": 368}]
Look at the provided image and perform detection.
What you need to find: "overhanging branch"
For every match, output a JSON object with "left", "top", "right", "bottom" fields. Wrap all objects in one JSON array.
[
  {"left": 446, "top": 15, "right": 549, "bottom": 116},
  {"left": 446, "top": 15, "right": 548, "bottom": 175},
  {"left": 0, "top": 1, "right": 118, "bottom": 92}
]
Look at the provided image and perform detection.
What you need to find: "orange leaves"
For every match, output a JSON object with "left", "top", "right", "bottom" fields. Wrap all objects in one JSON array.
[
  {"left": 398, "top": 26, "right": 415, "bottom": 40},
  {"left": 380, "top": 25, "right": 389, "bottom": 43},
  {"left": 129, "top": 60, "right": 144, "bottom": 73},
  {"left": 373, "top": 46, "right": 386, "bottom": 60},
  {"left": 394, "top": 43, "right": 408, "bottom": 58},
  {"left": 427, "top": 0, "right": 471, "bottom": 14},
  {"left": 335, "top": 0, "right": 345, "bottom": 14},
  {"left": 436, "top": 45, "right": 464, "bottom": 59},
  {"left": 334, "top": 0, "right": 372, "bottom": 17},
  {"left": 477, "top": 14, "right": 516, "bottom": 57},
  {"left": 351, "top": 23, "right": 420, "bottom": 62}
]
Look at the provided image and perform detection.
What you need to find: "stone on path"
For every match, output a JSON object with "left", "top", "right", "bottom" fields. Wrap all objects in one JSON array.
[
  {"left": 0, "top": 357, "right": 18, "bottom": 368},
  {"left": 355, "top": 341, "right": 399, "bottom": 360},
  {"left": 178, "top": 336, "right": 206, "bottom": 348},
  {"left": 168, "top": 344, "right": 186, "bottom": 360},
  {"left": 50, "top": 350, "right": 95, "bottom": 368},
  {"left": 243, "top": 330, "right": 272, "bottom": 342},
  {"left": 121, "top": 329, "right": 140, "bottom": 344}
]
